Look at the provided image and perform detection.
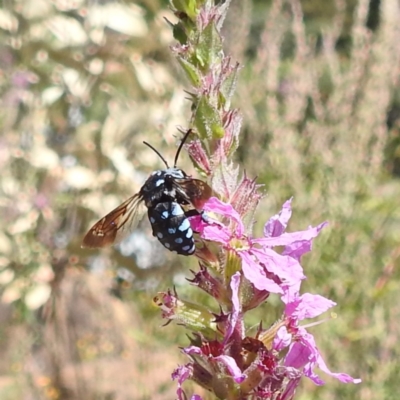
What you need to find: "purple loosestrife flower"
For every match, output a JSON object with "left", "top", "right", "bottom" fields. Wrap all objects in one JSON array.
[
  {"left": 280, "top": 285, "right": 362, "bottom": 386},
  {"left": 158, "top": 198, "right": 361, "bottom": 399},
  {"left": 160, "top": 1, "right": 361, "bottom": 398},
  {"left": 194, "top": 197, "right": 311, "bottom": 295}
]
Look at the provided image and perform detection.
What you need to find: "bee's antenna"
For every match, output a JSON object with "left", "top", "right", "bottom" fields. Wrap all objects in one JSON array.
[
  {"left": 143, "top": 141, "right": 169, "bottom": 168},
  {"left": 174, "top": 128, "right": 192, "bottom": 167}
]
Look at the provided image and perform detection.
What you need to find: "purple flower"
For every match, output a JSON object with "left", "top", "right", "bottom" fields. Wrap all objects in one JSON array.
[
  {"left": 280, "top": 284, "right": 362, "bottom": 385},
  {"left": 194, "top": 197, "right": 326, "bottom": 294},
  {"left": 172, "top": 365, "right": 203, "bottom": 400},
  {"left": 165, "top": 197, "right": 362, "bottom": 398}
]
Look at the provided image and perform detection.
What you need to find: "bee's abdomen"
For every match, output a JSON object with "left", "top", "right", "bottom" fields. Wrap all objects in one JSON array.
[{"left": 147, "top": 202, "right": 195, "bottom": 256}]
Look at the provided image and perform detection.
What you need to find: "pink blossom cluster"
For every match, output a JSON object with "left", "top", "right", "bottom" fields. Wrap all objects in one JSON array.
[{"left": 156, "top": 198, "right": 361, "bottom": 399}]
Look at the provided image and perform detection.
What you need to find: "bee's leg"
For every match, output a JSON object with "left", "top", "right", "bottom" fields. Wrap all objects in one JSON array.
[
  {"left": 184, "top": 209, "right": 210, "bottom": 220},
  {"left": 184, "top": 209, "right": 201, "bottom": 218}
]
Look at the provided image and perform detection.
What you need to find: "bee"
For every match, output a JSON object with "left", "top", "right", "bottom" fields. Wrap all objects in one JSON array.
[{"left": 82, "top": 130, "right": 212, "bottom": 256}]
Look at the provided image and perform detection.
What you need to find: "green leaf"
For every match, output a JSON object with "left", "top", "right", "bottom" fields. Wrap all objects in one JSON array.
[
  {"left": 178, "top": 58, "right": 201, "bottom": 86},
  {"left": 195, "top": 22, "right": 222, "bottom": 69},
  {"left": 194, "top": 96, "right": 224, "bottom": 139},
  {"left": 220, "top": 62, "right": 239, "bottom": 109}
]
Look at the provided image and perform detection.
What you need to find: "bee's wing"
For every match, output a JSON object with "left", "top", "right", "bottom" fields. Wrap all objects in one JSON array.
[
  {"left": 82, "top": 194, "right": 145, "bottom": 248},
  {"left": 174, "top": 178, "right": 212, "bottom": 209}
]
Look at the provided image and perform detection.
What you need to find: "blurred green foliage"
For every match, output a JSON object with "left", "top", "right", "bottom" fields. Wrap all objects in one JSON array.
[{"left": 0, "top": 0, "right": 399, "bottom": 399}]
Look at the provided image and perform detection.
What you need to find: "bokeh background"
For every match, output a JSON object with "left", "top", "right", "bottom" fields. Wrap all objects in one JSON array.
[{"left": 0, "top": 0, "right": 399, "bottom": 399}]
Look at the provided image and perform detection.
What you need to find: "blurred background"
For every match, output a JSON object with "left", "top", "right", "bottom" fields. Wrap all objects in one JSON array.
[{"left": 0, "top": 0, "right": 399, "bottom": 399}]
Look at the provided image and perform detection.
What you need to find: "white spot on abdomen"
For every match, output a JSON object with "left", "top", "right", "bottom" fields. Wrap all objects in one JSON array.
[
  {"left": 171, "top": 204, "right": 183, "bottom": 216},
  {"left": 178, "top": 219, "right": 190, "bottom": 232},
  {"left": 161, "top": 211, "right": 169, "bottom": 219},
  {"left": 186, "top": 228, "right": 193, "bottom": 238}
]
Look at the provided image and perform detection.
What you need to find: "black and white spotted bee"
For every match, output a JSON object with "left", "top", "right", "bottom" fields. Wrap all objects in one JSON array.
[{"left": 82, "top": 130, "right": 212, "bottom": 256}]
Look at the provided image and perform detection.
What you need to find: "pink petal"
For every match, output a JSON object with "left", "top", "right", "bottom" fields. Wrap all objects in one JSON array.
[
  {"left": 183, "top": 346, "right": 202, "bottom": 356},
  {"left": 284, "top": 292, "right": 336, "bottom": 321},
  {"left": 172, "top": 364, "right": 193, "bottom": 400},
  {"left": 254, "top": 222, "right": 327, "bottom": 248},
  {"left": 224, "top": 272, "right": 241, "bottom": 343},
  {"left": 284, "top": 337, "right": 325, "bottom": 386},
  {"left": 316, "top": 350, "right": 362, "bottom": 384},
  {"left": 281, "top": 283, "right": 302, "bottom": 305},
  {"left": 251, "top": 248, "right": 305, "bottom": 287},
  {"left": 273, "top": 326, "right": 292, "bottom": 351},
  {"left": 214, "top": 355, "right": 246, "bottom": 383},
  {"left": 204, "top": 197, "right": 244, "bottom": 236},
  {"left": 284, "top": 340, "right": 312, "bottom": 369},
  {"left": 297, "top": 293, "right": 337, "bottom": 319},
  {"left": 283, "top": 240, "right": 312, "bottom": 261},
  {"left": 239, "top": 251, "right": 283, "bottom": 294},
  {"left": 202, "top": 224, "right": 232, "bottom": 244},
  {"left": 264, "top": 198, "right": 292, "bottom": 238}
]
